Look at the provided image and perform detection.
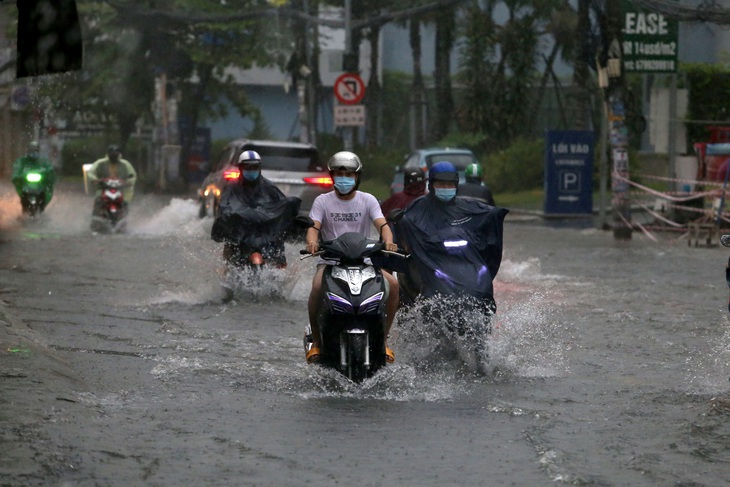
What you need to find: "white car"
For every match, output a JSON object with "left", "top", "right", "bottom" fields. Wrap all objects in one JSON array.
[{"left": 198, "top": 139, "right": 332, "bottom": 218}]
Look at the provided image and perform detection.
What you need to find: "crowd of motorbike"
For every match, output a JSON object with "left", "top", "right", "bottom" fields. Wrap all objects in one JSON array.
[
  {"left": 208, "top": 151, "right": 508, "bottom": 382},
  {"left": 11, "top": 143, "right": 508, "bottom": 383}
]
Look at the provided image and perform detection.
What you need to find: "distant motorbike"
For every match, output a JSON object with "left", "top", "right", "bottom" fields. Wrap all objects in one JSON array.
[
  {"left": 211, "top": 198, "right": 304, "bottom": 270},
  {"left": 91, "top": 178, "right": 127, "bottom": 233},
  {"left": 19, "top": 170, "right": 48, "bottom": 217},
  {"left": 301, "top": 232, "right": 405, "bottom": 383}
]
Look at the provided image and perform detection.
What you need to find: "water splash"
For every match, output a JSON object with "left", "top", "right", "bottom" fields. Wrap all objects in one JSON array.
[
  {"left": 686, "top": 314, "right": 730, "bottom": 394},
  {"left": 130, "top": 197, "right": 210, "bottom": 238},
  {"left": 0, "top": 188, "right": 22, "bottom": 231}
]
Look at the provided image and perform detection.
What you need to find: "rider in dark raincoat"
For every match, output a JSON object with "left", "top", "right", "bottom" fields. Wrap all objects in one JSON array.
[
  {"left": 211, "top": 150, "right": 301, "bottom": 267},
  {"left": 390, "top": 161, "right": 508, "bottom": 310}
]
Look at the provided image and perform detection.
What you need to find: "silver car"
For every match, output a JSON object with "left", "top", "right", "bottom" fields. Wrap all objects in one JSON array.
[
  {"left": 390, "top": 147, "right": 479, "bottom": 195},
  {"left": 198, "top": 139, "right": 332, "bottom": 218}
]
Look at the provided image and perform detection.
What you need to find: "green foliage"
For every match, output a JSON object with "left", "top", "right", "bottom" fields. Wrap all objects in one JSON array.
[
  {"left": 355, "top": 146, "right": 406, "bottom": 186},
  {"left": 483, "top": 137, "right": 545, "bottom": 192},
  {"left": 682, "top": 63, "right": 730, "bottom": 145},
  {"left": 380, "top": 71, "right": 414, "bottom": 149},
  {"left": 456, "top": 2, "right": 558, "bottom": 151},
  {"left": 434, "top": 132, "right": 489, "bottom": 153}
]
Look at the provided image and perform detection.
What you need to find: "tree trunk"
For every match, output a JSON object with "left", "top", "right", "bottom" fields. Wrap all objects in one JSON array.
[
  {"left": 432, "top": 7, "right": 454, "bottom": 142},
  {"left": 366, "top": 25, "right": 381, "bottom": 149},
  {"left": 410, "top": 17, "right": 425, "bottom": 149},
  {"left": 573, "top": 0, "right": 591, "bottom": 130},
  {"left": 179, "top": 63, "right": 214, "bottom": 186}
]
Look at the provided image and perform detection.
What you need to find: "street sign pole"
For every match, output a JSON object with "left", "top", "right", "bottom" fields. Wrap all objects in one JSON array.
[{"left": 344, "top": 0, "right": 353, "bottom": 151}]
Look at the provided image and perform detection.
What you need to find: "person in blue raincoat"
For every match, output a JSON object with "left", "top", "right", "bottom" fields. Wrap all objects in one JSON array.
[{"left": 389, "top": 161, "right": 508, "bottom": 311}]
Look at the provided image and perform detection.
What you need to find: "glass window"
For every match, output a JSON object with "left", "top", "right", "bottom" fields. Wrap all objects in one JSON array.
[
  {"left": 425, "top": 153, "right": 477, "bottom": 170},
  {"left": 253, "top": 147, "right": 321, "bottom": 172}
]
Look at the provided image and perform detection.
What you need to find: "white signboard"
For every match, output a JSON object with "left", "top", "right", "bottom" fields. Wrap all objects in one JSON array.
[{"left": 334, "top": 105, "right": 366, "bottom": 127}]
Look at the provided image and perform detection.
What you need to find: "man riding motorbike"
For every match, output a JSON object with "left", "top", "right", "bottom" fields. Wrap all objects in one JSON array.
[
  {"left": 457, "top": 163, "right": 495, "bottom": 206},
  {"left": 86, "top": 145, "right": 137, "bottom": 216},
  {"left": 12, "top": 141, "right": 56, "bottom": 213},
  {"left": 304, "top": 151, "right": 399, "bottom": 364},
  {"left": 211, "top": 150, "right": 301, "bottom": 268},
  {"left": 390, "top": 161, "right": 508, "bottom": 311},
  {"left": 380, "top": 168, "right": 427, "bottom": 216}
]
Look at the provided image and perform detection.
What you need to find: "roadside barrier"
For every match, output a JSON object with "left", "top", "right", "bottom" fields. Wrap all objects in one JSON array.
[{"left": 612, "top": 172, "right": 730, "bottom": 242}]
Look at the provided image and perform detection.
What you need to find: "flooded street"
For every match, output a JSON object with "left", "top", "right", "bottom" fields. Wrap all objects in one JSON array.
[{"left": 1, "top": 184, "right": 729, "bottom": 486}]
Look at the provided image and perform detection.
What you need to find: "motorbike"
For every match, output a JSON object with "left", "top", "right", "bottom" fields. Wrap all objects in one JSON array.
[
  {"left": 212, "top": 199, "right": 305, "bottom": 271},
  {"left": 91, "top": 178, "right": 127, "bottom": 233},
  {"left": 385, "top": 204, "right": 507, "bottom": 372},
  {"left": 301, "top": 232, "right": 405, "bottom": 383},
  {"left": 18, "top": 170, "right": 48, "bottom": 217}
]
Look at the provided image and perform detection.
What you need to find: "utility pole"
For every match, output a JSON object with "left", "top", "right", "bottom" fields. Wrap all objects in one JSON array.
[{"left": 604, "top": 1, "right": 632, "bottom": 240}]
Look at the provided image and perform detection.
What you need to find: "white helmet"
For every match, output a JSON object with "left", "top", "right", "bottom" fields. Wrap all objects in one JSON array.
[
  {"left": 327, "top": 151, "right": 362, "bottom": 173},
  {"left": 238, "top": 150, "right": 262, "bottom": 166}
]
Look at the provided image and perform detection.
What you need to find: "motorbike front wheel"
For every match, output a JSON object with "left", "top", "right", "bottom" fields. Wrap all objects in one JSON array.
[{"left": 344, "top": 332, "right": 369, "bottom": 383}]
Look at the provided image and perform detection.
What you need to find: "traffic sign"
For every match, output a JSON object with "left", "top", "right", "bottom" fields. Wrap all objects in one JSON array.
[
  {"left": 544, "top": 130, "right": 594, "bottom": 215},
  {"left": 334, "top": 73, "right": 366, "bottom": 105},
  {"left": 334, "top": 105, "right": 366, "bottom": 126}
]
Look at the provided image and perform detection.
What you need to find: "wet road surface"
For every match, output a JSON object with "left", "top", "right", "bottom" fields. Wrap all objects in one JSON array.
[{"left": 1, "top": 185, "right": 729, "bottom": 486}]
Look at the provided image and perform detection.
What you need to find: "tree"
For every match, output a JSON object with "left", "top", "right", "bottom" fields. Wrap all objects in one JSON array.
[
  {"left": 457, "top": 0, "right": 568, "bottom": 151},
  {"left": 37, "top": 0, "right": 287, "bottom": 182},
  {"left": 409, "top": 15, "right": 426, "bottom": 148},
  {"left": 431, "top": 6, "right": 455, "bottom": 141}
]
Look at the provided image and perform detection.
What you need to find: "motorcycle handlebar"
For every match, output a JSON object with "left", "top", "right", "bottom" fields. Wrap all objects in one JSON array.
[{"left": 298, "top": 248, "right": 408, "bottom": 260}]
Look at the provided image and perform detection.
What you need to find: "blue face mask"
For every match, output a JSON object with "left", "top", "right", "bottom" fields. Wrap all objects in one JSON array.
[
  {"left": 334, "top": 176, "right": 356, "bottom": 194},
  {"left": 242, "top": 170, "right": 260, "bottom": 181},
  {"left": 434, "top": 188, "right": 457, "bottom": 202}
]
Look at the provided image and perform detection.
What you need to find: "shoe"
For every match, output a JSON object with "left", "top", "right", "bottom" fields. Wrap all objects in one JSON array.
[
  {"left": 306, "top": 346, "right": 321, "bottom": 364},
  {"left": 385, "top": 346, "right": 395, "bottom": 364}
]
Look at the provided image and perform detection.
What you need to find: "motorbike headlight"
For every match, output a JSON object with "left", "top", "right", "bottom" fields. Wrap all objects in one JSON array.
[
  {"left": 326, "top": 292, "right": 354, "bottom": 314},
  {"left": 26, "top": 173, "right": 42, "bottom": 183},
  {"left": 443, "top": 240, "right": 467, "bottom": 248}
]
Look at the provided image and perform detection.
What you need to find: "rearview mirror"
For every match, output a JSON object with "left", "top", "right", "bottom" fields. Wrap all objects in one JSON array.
[{"left": 387, "top": 209, "right": 404, "bottom": 223}]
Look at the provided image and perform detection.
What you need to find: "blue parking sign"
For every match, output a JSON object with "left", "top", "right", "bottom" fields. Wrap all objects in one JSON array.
[{"left": 544, "top": 130, "right": 594, "bottom": 215}]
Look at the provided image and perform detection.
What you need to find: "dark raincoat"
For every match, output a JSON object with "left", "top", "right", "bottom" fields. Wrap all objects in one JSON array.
[
  {"left": 392, "top": 195, "right": 508, "bottom": 301},
  {"left": 211, "top": 178, "right": 301, "bottom": 252},
  {"left": 380, "top": 184, "right": 426, "bottom": 217}
]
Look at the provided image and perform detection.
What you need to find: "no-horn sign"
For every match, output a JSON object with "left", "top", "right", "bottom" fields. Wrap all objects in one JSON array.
[{"left": 334, "top": 73, "right": 365, "bottom": 105}]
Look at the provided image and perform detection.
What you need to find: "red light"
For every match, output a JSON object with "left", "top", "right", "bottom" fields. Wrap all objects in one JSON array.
[
  {"left": 224, "top": 169, "right": 240, "bottom": 181},
  {"left": 303, "top": 176, "right": 333, "bottom": 187}
]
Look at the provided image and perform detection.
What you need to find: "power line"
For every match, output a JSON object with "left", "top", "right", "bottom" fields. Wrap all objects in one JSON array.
[{"left": 631, "top": 0, "right": 730, "bottom": 24}]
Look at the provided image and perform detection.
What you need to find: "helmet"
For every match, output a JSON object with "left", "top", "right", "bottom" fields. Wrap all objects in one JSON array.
[
  {"left": 327, "top": 151, "right": 362, "bottom": 173},
  {"left": 28, "top": 141, "right": 40, "bottom": 154},
  {"left": 107, "top": 144, "right": 121, "bottom": 161},
  {"left": 465, "top": 163, "right": 483, "bottom": 180},
  {"left": 237, "top": 150, "right": 262, "bottom": 166},
  {"left": 404, "top": 169, "right": 425, "bottom": 186},
  {"left": 429, "top": 161, "right": 459, "bottom": 185}
]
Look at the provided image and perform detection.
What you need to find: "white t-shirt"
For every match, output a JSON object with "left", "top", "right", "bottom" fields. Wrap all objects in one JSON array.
[{"left": 309, "top": 190, "right": 384, "bottom": 241}]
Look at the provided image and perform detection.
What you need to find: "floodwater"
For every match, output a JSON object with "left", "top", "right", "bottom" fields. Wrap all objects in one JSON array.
[{"left": 1, "top": 182, "right": 729, "bottom": 486}]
